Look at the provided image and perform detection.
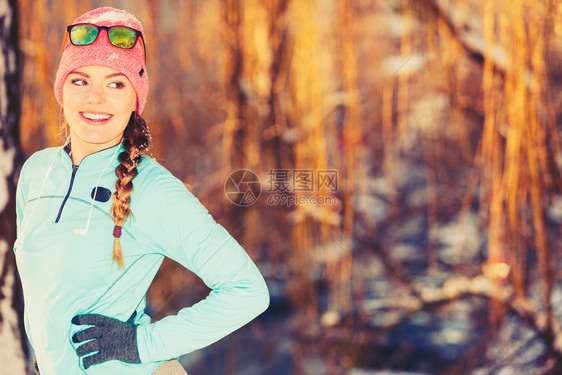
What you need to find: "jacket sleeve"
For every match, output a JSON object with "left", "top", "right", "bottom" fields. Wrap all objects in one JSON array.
[
  {"left": 15, "top": 168, "right": 25, "bottom": 235},
  {"left": 15, "top": 156, "right": 31, "bottom": 237},
  {"left": 133, "top": 169, "right": 270, "bottom": 363}
]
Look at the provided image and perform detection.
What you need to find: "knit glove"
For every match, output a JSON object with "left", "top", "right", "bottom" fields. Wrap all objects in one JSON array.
[{"left": 71, "top": 312, "right": 141, "bottom": 369}]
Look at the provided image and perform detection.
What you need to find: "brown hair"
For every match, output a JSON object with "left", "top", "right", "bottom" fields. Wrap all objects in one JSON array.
[{"left": 111, "top": 111, "right": 150, "bottom": 267}]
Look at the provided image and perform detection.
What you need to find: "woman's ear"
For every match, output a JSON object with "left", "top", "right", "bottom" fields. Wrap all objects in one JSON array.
[{"left": 59, "top": 106, "right": 70, "bottom": 141}]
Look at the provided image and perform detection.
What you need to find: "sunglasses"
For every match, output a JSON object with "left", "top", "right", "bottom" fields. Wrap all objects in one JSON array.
[{"left": 63, "top": 23, "right": 146, "bottom": 63}]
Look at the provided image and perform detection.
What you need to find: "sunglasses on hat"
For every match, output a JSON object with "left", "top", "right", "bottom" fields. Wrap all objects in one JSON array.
[{"left": 63, "top": 23, "right": 146, "bottom": 63}]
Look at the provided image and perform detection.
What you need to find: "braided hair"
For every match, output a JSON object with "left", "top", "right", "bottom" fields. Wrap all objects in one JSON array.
[{"left": 110, "top": 111, "right": 150, "bottom": 268}]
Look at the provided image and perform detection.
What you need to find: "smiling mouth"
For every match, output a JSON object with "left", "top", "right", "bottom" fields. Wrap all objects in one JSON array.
[{"left": 80, "top": 112, "right": 113, "bottom": 122}]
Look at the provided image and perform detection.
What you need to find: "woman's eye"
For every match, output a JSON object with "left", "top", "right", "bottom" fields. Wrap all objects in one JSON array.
[
  {"left": 71, "top": 78, "right": 87, "bottom": 86},
  {"left": 108, "top": 81, "right": 126, "bottom": 89}
]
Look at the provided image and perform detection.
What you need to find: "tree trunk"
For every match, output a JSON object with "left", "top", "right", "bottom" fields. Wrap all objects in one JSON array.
[{"left": 0, "top": 0, "right": 28, "bottom": 373}]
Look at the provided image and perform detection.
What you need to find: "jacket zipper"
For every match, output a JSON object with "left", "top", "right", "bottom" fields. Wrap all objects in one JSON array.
[{"left": 55, "top": 165, "right": 79, "bottom": 223}]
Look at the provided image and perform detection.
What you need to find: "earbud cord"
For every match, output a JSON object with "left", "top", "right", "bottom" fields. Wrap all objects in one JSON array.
[
  {"left": 74, "top": 138, "right": 124, "bottom": 236},
  {"left": 15, "top": 137, "right": 70, "bottom": 247}
]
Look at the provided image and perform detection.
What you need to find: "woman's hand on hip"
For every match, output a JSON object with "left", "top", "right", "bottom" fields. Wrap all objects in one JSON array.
[{"left": 71, "top": 312, "right": 141, "bottom": 369}]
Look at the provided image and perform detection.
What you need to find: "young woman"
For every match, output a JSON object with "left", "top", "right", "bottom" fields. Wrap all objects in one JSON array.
[{"left": 14, "top": 7, "right": 269, "bottom": 375}]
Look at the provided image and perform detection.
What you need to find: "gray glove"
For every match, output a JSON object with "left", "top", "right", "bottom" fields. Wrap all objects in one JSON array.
[{"left": 71, "top": 312, "right": 141, "bottom": 369}]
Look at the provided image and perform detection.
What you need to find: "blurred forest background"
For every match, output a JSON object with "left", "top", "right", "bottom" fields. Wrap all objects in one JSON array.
[{"left": 1, "top": 0, "right": 562, "bottom": 373}]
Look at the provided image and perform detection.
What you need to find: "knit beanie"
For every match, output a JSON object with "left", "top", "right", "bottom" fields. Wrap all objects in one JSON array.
[{"left": 54, "top": 7, "right": 149, "bottom": 114}]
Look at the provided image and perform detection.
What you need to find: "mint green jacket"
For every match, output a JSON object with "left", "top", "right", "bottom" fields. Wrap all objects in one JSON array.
[{"left": 15, "top": 143, "right": 269, "bottom": 375}]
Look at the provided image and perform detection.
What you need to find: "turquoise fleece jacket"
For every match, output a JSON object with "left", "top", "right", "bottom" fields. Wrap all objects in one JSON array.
[{"left": 14, "top": 142, "right": 269, "bottom": 375}]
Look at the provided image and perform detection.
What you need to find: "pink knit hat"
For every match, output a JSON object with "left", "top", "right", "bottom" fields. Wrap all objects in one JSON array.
[{"left": 54, "top": 7, "right": 149, "bottom": 114}]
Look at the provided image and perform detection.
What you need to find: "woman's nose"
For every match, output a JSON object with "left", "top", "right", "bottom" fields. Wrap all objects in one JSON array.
[{"left": 87, "top": 86, "right": 106, "bottom": 104}]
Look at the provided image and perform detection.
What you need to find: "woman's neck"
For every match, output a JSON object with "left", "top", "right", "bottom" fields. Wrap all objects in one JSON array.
[{"left": 69, "top": 133, "right": 123, "bottom": 165}]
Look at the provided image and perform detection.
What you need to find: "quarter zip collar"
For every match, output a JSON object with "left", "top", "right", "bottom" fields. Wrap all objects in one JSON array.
[
  {"left": 55, "top": 165, "right": 79, "bottom": 223},
  {"left": 63, "top": 140, "right": 126, "bottom": 171},
  {"left": 53, "top": 139, "right": 125, "bottom": 225}
]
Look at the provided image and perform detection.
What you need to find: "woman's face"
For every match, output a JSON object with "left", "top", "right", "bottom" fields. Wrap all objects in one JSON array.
[{"left": 62, "top": 65, "right": 137, "bottom": 155}]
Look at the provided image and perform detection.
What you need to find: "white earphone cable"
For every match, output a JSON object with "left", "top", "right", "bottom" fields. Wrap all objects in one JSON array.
[
  {"left": 74, "top": 138, "right": 123, "bottom": 236},
  {"left": 15, "top": 137, "right": 70, "bottom": 247}
]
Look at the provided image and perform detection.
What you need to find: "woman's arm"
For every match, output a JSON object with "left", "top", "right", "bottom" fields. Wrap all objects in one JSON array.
[{"left": 133, "top": 169, "right": 270, "bottom": 363}]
